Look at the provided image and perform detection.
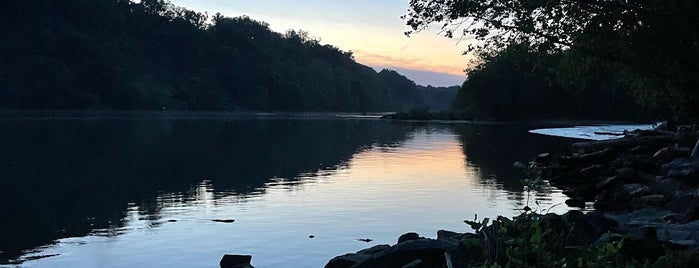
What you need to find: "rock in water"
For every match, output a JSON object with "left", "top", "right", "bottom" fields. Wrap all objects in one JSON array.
[
  {"left": 212, "top": 219, "right": 236, "bottom": 223},
  {"left": 397, "top": 232, "right": 421, "bottom": 244},
  {"left": 220, "top": 255, "right": 253, "bottom": 268}
]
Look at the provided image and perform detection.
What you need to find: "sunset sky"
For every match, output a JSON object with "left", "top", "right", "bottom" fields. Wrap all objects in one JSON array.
[{"left": 168, "top": 0, "right": 471, "bottom": 86}]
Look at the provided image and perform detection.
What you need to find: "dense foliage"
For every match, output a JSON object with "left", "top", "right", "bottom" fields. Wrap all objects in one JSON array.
[
  {"left": 0, "top": 0, "right": 456, "bottom": 112},
  {"left": 406, "top": 0, "right": 697, "bottom": 121},
  {"left": 462, "top": 212, "right": 695, "bottom": 267},
  {"left": 452, "top": 42, "right": 664, "bottom": 120}
]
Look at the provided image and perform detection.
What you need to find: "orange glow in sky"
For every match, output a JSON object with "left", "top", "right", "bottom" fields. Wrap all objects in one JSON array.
[{"left": 168, "top": 0, "right": 471, "bottom": 85}]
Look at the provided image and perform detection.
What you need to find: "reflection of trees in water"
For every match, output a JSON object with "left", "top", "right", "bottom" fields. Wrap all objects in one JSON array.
[
  {"left": 450, "top": 123, "right": 575, "bottom": 209},
  {"left": 0, "top": 114, "right": 414, "bottom": 263}
]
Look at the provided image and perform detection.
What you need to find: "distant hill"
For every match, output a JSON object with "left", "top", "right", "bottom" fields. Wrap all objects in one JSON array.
[{"left": 0, "top": 0, "right": 459, "bottom": 112}]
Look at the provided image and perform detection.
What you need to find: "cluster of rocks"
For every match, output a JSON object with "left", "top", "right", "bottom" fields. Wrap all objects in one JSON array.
[
  {"left": 324, "top": 210, "right": 680, "bottom": 268},
  {"left": 325, "top": 230, "right": 471, "bottom": 268},
  {"left": 533, "top": 124, "right": 699, "bottom": 249}
]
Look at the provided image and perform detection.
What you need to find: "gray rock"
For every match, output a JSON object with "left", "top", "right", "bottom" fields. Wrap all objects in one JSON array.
[
  {"left": 357, "top": 245, "right": 391, "bottom": 255},
  {"left": 656, "top": 220, "right": 699, "bottom": 249},
  {"left": 663, "top": 158, "right": 699, "bottom": 179},
  {"left": 397, "top": 232, "right": 421, "bottom": 244},
  {"left": 653, "top": 145, "right": 691, "bottom": 164},
  {"left": 356, "top": 239, "right": 453, "bottom": 268},
  {"left": 605, "top": 208, "right": 674, "bottom": 231},
  {"left": 436, "top": 230, "right": 466, "bottom": 246},
  {"left": 325, "top": 245, "right": 391, "bottom": 268},
  {"left": 220, "top": 255, "right": 253, "bottom": 268}
]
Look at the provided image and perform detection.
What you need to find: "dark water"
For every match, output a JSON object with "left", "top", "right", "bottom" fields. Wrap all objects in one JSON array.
[{"left": 0, "top": 111, "right": 575, "bottom": 267}]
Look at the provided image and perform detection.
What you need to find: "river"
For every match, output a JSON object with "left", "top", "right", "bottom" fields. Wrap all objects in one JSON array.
[{"left": 0, "top": 111, "right": 579, "bottom": 267}]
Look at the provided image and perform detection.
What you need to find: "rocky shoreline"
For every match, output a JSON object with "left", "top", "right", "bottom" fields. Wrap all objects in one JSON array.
[{"left": 321, "top": 123, "right": 699, "bottom": 267}]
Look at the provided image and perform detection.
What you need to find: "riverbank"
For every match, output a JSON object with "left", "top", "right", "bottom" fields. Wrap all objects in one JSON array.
[{"left": 324, "top": 123, "right": 699, "bottom": 267}]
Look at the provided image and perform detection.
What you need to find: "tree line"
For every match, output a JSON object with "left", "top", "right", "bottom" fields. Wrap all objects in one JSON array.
[
  {"left": 0, "top": 0, "right": 457, "bottom": 112},
  {"left": 406, "top": 0, "right": 697, "bottom": 121}
]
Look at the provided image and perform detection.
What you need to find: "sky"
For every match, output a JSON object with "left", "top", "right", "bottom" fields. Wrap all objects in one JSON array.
[{"left": 167, "top": 0, "right": 471, "bottom": 87}]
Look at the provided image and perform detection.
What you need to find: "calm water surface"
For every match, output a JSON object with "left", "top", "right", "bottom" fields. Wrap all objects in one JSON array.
[{"left": 0, "top": 111, "right": 575, "bottom": 267}]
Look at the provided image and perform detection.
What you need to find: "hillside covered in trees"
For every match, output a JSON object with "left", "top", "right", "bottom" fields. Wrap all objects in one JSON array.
[{"left": 0, "top": 0, "right": 457, "bottom": 112}]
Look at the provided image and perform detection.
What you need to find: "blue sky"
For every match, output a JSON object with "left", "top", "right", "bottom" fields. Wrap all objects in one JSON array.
[{"left": 168, "top": 0, "right": 469, "bottom": 86}]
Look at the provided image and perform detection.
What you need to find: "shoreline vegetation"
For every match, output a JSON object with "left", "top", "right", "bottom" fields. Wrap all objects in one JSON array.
[{"left": 324, "top": 123, "right": 699, "bottom": 268}]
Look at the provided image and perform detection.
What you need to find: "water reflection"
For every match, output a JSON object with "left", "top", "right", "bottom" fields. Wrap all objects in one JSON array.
[
  {"left": 0, "top": 112, "right": 413, "bottom": 264},
  {"left": 1, "top": 113, "right": 576, "bottom": 267},
  {"left": 451, "top": 123, "right": 575, "bottom": 210}
]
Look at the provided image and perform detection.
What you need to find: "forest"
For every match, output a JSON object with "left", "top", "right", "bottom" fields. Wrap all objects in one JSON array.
[
  {"left": 406, "top": 0, "right": 698, "bottom": 122},
  {"left": 0, "top": 0, "right": 457, "bottom": 112}
]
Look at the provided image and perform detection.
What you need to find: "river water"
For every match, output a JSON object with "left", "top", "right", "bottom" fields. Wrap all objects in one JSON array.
[{"left": 0, "top": 111, "right": 579, "bottom": 267}]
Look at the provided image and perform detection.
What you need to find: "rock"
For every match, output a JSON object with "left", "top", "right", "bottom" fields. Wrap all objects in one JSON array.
[
  {"left": 329, "top": 238, "right": 459, "bottom": 268},
  {"left": 604, "top": 208, "right": 674, "bottom": 230},
  {"left": 565, "top": 198, "right": 586, "bottom": 208},
  {"left": 357, "top": 245, "right": 391, "bottom": 255},
  {"left": 653, "top": 145, "right": 691, "bottom": 164},
  {"left": 212, "top": 219, "right": 236, "bottom": 223},
  {"left": 356, "top": 239, "right": 453, "bottom": 268},
  {"left": 325, "top": 245, "right": 390, "bottom": 268},
  {"left": 397, "top": 232, "right": 421, "bottom": 244},
  {"left": 656, "top": 220, "right": 699, "bottom": 249},
  {"left": 692, "top": 140, "right": 699, "bottom": 158},
  {"left": 436, "top": 230, "right": 466, "bottom": 245},
  {"left": 663, "top": 158, "right": 699, "bottom": 180},
  {"left": 325, "top": 255, "right": 363, "bottom": 268},
  {"left": 220, "top": 255, "right": 253, "bottom": 268},
  {"left": 664, "top": 196, "right": 699, "bottom": 223},
  {"left": 561, "top": 211, "right": 617, "bottom": 246}
]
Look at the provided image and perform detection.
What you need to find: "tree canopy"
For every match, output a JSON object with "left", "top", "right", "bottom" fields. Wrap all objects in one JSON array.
[
  {"left": 0, "top": 0, "right": 457, "bottom": 112},
  {"left": 405, "top": 0, "right": 699, "bottom": 120}
]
